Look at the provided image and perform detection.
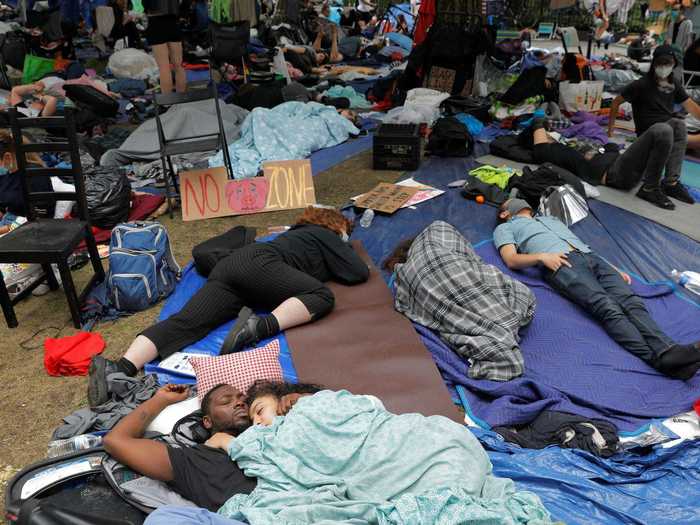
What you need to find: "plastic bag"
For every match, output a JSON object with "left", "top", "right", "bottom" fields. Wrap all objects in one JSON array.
[
  {"left": 559, "top": 80, "right": 604, "bottom": 112},
  {"left": 107, "top": 48, "right": 159, "bottom": 81},
  {"left": 84, "top": 168, "right": 132, "bottom": 229}
]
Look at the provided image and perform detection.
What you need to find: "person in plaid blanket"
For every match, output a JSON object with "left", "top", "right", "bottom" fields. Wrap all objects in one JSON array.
[
  {"left": 495, "top": 198, "right": 700, "bottom": 380},
  {"left": 384, "top": 221, "right": 536, "bottom": 382}
]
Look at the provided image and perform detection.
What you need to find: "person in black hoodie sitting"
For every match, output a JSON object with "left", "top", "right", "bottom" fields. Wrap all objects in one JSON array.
[{"left": 88, "top": 207, "right": 369, "bottom": 407}]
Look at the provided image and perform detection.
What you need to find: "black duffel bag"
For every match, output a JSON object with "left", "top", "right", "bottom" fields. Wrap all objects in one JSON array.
[
  {"left": 63, "top": 84, "right": 119, "bottom": 118},
  {"left": 0, "top": 30, "right": 27, "bottom": 70},
  {"left": 426, "top": 117, "right": 474, "bottom": 157},
  {"left": 84, "top": 168, "right": 132, "bottom": 229}
]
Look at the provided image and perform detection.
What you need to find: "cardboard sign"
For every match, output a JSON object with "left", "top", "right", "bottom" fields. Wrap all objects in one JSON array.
[
  {"left": 180, "top": 160, "right": 315, "bottom": 221},
  {"left": 353, "top": 183, "right": 420, "bottom": 214}
]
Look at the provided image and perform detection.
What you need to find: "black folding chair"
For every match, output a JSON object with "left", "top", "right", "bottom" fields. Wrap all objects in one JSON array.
[
  {"left": 153, "top": 83, "right": 234, "bottom": 217},
  {"left": 0, "top": 108, "right": 105, "bottom": 328}
]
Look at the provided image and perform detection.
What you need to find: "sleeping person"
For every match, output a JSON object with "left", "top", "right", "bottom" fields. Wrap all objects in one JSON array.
[
  {"left": 384, "top": 220, "right": 536, "bottom": 382},
  {"left": 88, "top": 207, "right": 369, "bottom": 407},
  {"left": 494, "top": 198, "right": 700, "bottom": 380},
  {"left": 147, "top": 388, "right": 554, "bottom": 524}
]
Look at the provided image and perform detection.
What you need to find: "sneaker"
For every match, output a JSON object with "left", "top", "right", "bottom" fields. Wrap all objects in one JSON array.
[
  {"left": 663, "top": 182, "right": 695, "bottom": 204},
  {"left": 220, "top": 307, "right": 260, "bottom": 355},
  {"left": 88, "top": 356, "right": 122, "bottom": 408},
  {"left": 636, "top": 186, "right": 675, "bottom": 210}
]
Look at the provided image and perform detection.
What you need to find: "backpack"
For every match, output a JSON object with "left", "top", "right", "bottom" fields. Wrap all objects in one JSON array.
[
  {"left": 538, "top": 184, "right": 589, "bottom": 226},
  {"left": 426, "top": 117, "right": 474, "bottom": 157},
  {"left": 108, "top": 222, "right": 180, "bottom": 312}
]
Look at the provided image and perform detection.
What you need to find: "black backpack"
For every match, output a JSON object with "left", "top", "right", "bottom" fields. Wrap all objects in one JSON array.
[
  {"left": 426, "top": 117, "right": 474, "bottom": 157},
  {"left": 191, "top": 225, "right": 257, "bottom": 277},
  {"left": 0, "top": 31, "right": 27, "bottom": 71}
]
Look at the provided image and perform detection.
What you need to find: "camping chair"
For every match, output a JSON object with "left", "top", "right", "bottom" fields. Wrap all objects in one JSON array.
[
  {"left": 0, "top": 108, "right": 105, "bottom": 329},
  {"left": 683, "top": 70, "right": 700, "bottom": 89},
  {"left": 537, "top": 22, "right": 555, "bottom": 40},
  {"left": 0, "top": 53, "right": 11, "bottom": 91},
  {"left": 153, "top": 83, "right": 234, "bottom": 218}
]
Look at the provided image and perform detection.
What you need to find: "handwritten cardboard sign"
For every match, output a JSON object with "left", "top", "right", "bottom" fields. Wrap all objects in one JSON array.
[
  {"left": 180, "top": 160, "right": 316, "bottom": 221},
  {"left": 353, "top": 183, "right": 420, "bottom": 214}
]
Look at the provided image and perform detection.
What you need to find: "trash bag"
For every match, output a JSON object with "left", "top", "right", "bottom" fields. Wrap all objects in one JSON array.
[
  {"left": 107, "top": 48, "right": 159, "bottom": 81},
  {"left": 84, "top": 168, "right": 132, "bottom": 229}
]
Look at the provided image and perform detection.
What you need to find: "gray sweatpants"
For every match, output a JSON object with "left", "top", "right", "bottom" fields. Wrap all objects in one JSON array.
[{"left": 607, "top": 118, "right": 686, "bottom": 189}]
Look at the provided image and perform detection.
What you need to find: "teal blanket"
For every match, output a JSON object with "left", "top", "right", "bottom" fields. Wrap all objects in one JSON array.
[
  {"left": 209, "top": 101, "right": 359, "bottom": 179},
  {"left": 219, "top": 391, "right": 552, "bottom": 524}
]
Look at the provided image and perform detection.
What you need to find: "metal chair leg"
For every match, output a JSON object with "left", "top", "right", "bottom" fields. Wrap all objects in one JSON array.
[
  {"left": 57, "top": 261, "right": 81, "bottom": 329},
  {"left": 0, "top": 270, "right": 18, "bottom": 328},
  {"left": 42, "top": 263, "right": 60, "bottom": 291},
  {"left": 160, "top": 154, "right": 174, "bottom": 219}
]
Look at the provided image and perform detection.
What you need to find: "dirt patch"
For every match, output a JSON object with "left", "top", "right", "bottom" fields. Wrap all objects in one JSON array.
[{"left": 0, "top": 149, "right": 403, "bottom": 477}]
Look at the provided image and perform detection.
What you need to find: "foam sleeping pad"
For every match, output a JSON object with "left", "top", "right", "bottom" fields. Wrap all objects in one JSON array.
[{"left": 285, "top": 242, "right": 462, "bottom": 422}]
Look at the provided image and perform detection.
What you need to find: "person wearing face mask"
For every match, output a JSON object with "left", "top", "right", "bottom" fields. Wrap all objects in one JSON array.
[
  {"left": 495, "top": 198, "right": 700, "bottom": 380},
  {"left": 607, "top": 45, "right": 700, "bottom": 209},
  {"left": 88, "top": 207, "right": 369, "bottom": 408}
]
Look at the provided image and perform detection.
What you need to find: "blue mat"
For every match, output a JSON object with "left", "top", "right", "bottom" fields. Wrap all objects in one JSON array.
[
  {"left": 144, "top": 262, "right": 298, "bottom": 385},
  {"left": 474, "top": 426, "right": 700, "bottom": 525},
  {"left": 310, "top": 133, "right": 373, "bottom": 175},
  {"left": 417, "top": 242, "right": 700, "bottom": 432}
]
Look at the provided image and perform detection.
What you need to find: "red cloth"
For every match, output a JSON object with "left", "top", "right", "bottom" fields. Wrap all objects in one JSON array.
[
  {"left": 413, "top": 0, "right": 436, "bottom": 47},
  {"left": 44, "top": 332, "right": 105, "bottom": 376},
  {"left": 694, "top": 398, "right": 700, "bottom": 417}
]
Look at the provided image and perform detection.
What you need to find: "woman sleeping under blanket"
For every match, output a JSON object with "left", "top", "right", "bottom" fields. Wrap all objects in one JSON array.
[{"left": 145, "top": 381, "right": 553, "bottom": 525}]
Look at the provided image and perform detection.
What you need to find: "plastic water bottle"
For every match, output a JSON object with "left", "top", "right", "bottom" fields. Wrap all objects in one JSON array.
[
  {"left": 359, "top": 209, "right": 375, "bottom": 228},
  {"left": 47, "top": 434, "right": 102, "bottom": 458},
  {"left": 670, "top": 269, "right": 700, "bottom": 296}
]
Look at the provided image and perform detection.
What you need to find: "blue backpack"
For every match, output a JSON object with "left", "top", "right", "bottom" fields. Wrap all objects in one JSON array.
[{"left": 107, "top": 222, "right": 181, "bottom": 312}]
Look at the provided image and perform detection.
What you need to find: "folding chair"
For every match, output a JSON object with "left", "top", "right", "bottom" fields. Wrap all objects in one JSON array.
[
  {"left": 153, "top": 83, "right": 234, "bottom": 217},
  {"left": 537, "top": 22, "right": 555, "bottom": 40},
  {"left": 0, "top": 109, "right": 105, "bottom": 328},
  {"left": 683, "top": 70, "right": 700, "bottom": 89}
]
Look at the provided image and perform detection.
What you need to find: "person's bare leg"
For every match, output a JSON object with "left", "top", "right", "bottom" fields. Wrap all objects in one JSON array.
[
  {"left": 122, "top": 335, "right": 159, "bottom": 370},
  {"left": 687, "top": 133, "right": 700, "bottom": 150},
  {"left": 152, "top": 43, "right": 173, "bottom": 93},
  {"left": 270, "top": 297, "right": 312, "bottom": 330},
  {"left": 533, "top": 127, "right": 551, "bottom": 145},
  {"left": 168, "top": 41, "right": 187, "bottom": 93}
]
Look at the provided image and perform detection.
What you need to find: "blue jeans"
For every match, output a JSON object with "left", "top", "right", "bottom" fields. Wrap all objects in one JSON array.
[
  {"left": 144, "top": 506, "right": 247, "bottom": 525},
  {"left": 546, "top": 252, "right": 674, "bottom": 365}
]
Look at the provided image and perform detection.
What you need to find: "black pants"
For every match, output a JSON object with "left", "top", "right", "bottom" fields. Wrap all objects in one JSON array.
[
  {"left": 546, "top": 252, "right": 674, "bottom": 365},
  {"left": 111, "top": 21, "right": 141, "bottom": 49},
  {"left": 142, "top": 243, "right": 334, "bottom": 359}
]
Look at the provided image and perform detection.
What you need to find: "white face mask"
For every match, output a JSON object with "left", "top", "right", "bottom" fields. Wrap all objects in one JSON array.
[{"left": 655, "top": 65, "right": 673, "bottom": 79}]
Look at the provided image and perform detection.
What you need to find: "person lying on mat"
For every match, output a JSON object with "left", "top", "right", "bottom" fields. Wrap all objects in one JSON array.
[
  {"left": 245, "top": 379, "right": 321, "bottom": 426},
  {"left": 103, "top": 383, "right": 257, "bottom": 512},
  {"left": 495, "top": 198, "right": 700, "bottom": 380},
  {"left": 607, "top": 45, "right": 699, "bottom": 209},
  {"left": 88, "top": 207, "right": 370, "bottom": 407}
]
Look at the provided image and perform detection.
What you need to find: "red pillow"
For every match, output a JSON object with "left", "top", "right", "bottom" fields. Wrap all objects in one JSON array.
[{"left": 190, "top": 340, "right": 284, "bottom": 401}]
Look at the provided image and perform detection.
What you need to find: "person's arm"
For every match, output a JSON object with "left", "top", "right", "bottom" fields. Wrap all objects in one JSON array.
[
  {"left": 499, "top": 244, "right": 572, "bottom": 272},
  {"left": 204, "top": 432, "right": 235, "bottom": 452},
  {"left": 313, "top": 29, "right": 323, "bottom": 52},
  {"left": 10, "top": 83, "right": 40, "bottom": 106},
  {"left": 323, "top": 238, "right": 370, "bottom": 284},
  {"left": 682, "top": 97, "right": 700, "bottom": 119},
  {"left": 607, "top": 95, "right": 625, "bottom": 137},
  {"left": 329, "top": 24, "right": 343, "bottom": 63},
  {"left": 103, "top": 384, "right": 190, "bottom": 482},
  {"left": 39, "top": 95, "right": 57, "bottom": 117}
]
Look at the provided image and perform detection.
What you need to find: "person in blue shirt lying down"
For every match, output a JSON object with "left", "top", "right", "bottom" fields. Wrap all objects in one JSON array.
[{"left": 494, "top": 198, "right": 700, "bottom": 380}]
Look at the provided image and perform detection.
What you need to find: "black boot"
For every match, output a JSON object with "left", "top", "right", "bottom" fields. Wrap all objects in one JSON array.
[
  {"left": 220, "top": 307, "right": 261, "bottom": 355},
  {"left": 656, "top": 344, "right": 700, "bottom": 380},
  {"left": 88, "top": 356, "right": 126, "bottom": 408}
]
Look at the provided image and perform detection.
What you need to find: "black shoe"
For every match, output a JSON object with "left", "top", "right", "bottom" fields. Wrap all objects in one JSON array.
[
  {"left": 220, "top": 307, "right": 260, "bottom": 355},
  {"left": 636, "top": 186, "right": 675, "bottom": 210},
  {"left": 666, "top": 362, "right": 700, "bottom": 381},
  {"left": 663, "top": 182, "right": 695, "bottom": 204},
  {"left": 88, "top": 356, "right": 121, "bottom": 408},
  {"left": 656, "top": 344, "right": 700, "bottom": 380}
]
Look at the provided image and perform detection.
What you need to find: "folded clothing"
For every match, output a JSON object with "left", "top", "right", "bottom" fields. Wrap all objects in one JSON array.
[
  {"left": 494, "top": 410, "right": 620, "bottom": 457},
  {"left": 44, "top": 332, "right": 105, "bottom": 376}
]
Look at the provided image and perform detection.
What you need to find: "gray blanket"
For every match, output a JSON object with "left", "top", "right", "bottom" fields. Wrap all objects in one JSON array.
[
  {"left": 53, "top": 373, "right": 159, "bottom": 439},
  {"left": 100, "top": 100, "right": 248, "bottom": 166}
]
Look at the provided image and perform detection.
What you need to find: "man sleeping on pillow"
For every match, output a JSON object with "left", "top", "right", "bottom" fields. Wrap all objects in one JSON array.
[{"left": 138, "top": 382, "right": 554, "bottom": 525}]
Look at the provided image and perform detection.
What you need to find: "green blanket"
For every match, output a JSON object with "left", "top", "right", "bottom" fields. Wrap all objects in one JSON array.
[{"left": 219, "top": 390, "right": 552, "bottom": 524}]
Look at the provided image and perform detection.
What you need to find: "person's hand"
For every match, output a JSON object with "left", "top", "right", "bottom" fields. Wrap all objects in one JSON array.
[
  {"left": 153, "top": 384, "right": 190, "bottom": 405},
  {"left": 277, "top": 393, "right": 304, "bottom": 415},
  {"left": 619, "top": 271, "right": 632, "bottom": 285},
  {"left": 544, "top": 79, "right": 552, "bottom": 89},
  {"left": 205, "top": 432, "right": 234, "bottom": 451},
  {"left": 539, "top": 253, "right": 572, "bottom": 272}
]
